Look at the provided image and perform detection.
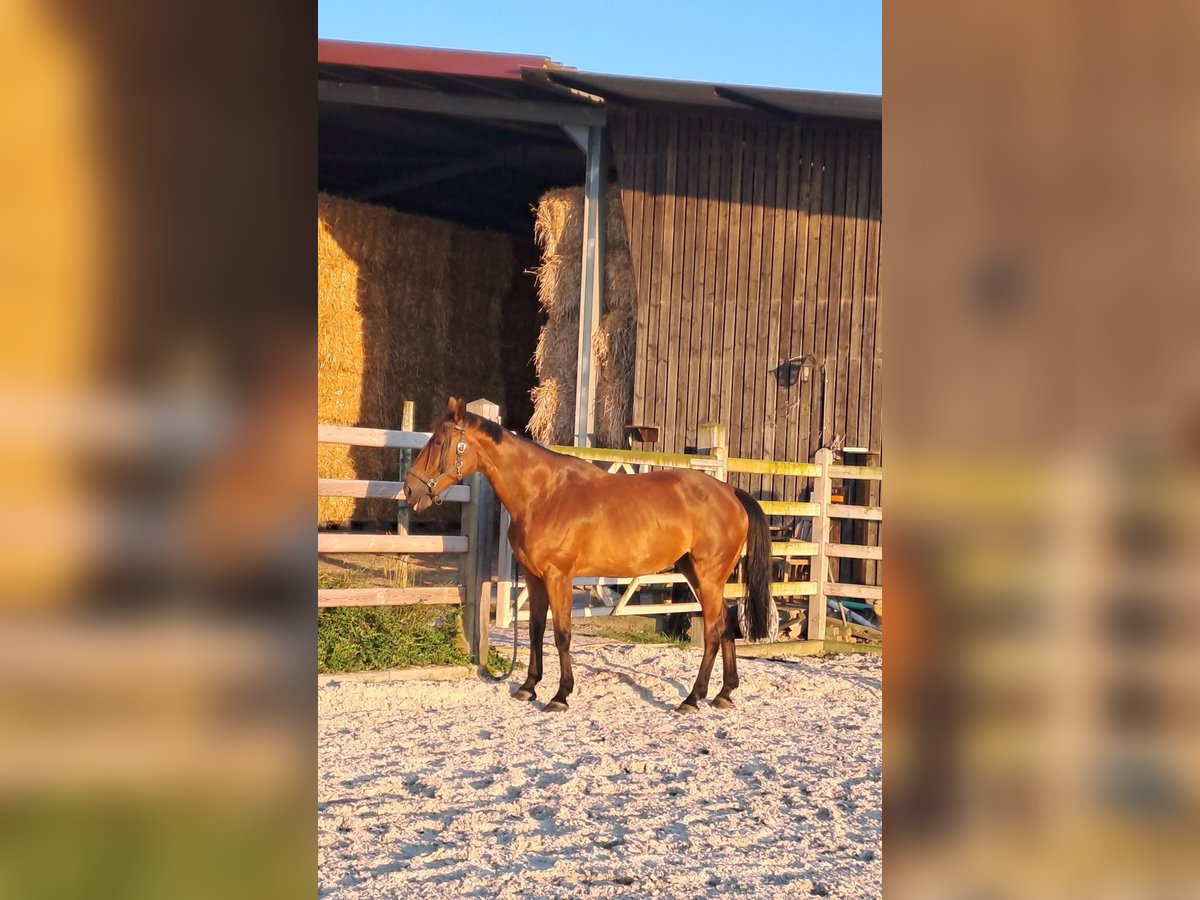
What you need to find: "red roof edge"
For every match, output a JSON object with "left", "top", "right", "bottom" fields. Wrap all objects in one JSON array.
[{"left": 318, "top": 39, "right": 555, "bottom": 80}]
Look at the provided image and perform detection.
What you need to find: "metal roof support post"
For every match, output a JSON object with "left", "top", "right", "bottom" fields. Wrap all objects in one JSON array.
[{"left": 573, "top": 125, "right": 606, "bottom": 447}]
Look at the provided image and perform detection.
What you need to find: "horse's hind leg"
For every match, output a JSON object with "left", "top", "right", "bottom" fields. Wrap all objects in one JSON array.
[
  {"left": 712, "top": 604, "right": 740, "bottom": 708},
  {"left": 544, "top": 570, "right": 575, "bottom": 712},
  {"left": 675, "top": 556, "right": 725, "bottom": 713},
  {"left": 514, "top": 575, "right": 548, "bottom": 702}
]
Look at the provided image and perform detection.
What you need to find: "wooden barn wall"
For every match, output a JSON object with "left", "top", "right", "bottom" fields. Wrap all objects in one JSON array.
[{"left": 609, "top": 108, "right": 882, "bottom": 512}]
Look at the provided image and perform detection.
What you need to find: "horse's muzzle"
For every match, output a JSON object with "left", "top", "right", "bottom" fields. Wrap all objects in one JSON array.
[{"left": 403, "top": 473, "right": 435, "bottom": 514}]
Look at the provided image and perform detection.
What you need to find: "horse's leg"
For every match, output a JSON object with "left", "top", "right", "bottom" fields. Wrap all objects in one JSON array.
[
  {"left": 514, "top": 574, "right": 548, "bottom": 701},
  {"left": 543, "top": 570, "right": 575, "bottom": 712},
  {"left": 712, "top": 604, "right": 741, "bottom": 708},
  {"left": 675, "top": 556, "right": 724, "bottom": 714}
]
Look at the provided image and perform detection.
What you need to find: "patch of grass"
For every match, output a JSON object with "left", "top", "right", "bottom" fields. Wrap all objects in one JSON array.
[
  {"left": 483, "top": 646, "right": 524, "bottom": 678},
  {"left": 317, "top": 605, "right": 469, "bottom": 673}
]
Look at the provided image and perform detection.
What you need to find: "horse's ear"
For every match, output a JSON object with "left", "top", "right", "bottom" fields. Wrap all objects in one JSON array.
[
  {"left": 446, "top": 396, "right": 458, "bottom": 416},
  {"left": 451, "top": 397, "right": 466, "bottom": 422}
]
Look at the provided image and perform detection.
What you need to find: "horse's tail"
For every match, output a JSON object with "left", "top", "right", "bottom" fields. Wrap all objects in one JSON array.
[{"left": 734, "top": 488, "right": 777, "bottom": 642}]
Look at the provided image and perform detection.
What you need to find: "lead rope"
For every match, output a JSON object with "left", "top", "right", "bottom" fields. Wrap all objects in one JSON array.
[{"left": 485, "top": 559, "right": 520, "bottom": 682}]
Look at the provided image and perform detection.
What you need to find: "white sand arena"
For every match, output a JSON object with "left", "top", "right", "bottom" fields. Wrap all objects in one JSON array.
[{"left": 319, "top": 630, "right": 882, "bottom": 899}]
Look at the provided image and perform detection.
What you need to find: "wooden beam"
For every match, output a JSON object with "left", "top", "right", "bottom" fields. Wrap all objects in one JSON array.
[
  {"left": 318, "top": 423, "right": 429, "bottom": 450},
  {"left": 825, "top": 583, "right": 883, "bottom": 601},
  {"left": 317, "top": 478, "right": 470, "bottom": 503},
  {"left": 318, "top": 534, "right": 468, "bottom": 554},
  {"left": 826, "top": 542, "right": 882, "bottom": 561},
  {"left": 758, "top": 500, "right": 821, "bottom": 517},
  {"left": 317, "top": 586, "right": 464, "bottom": 607},
  {"left": 827, "top": 464, "right": 883, "bottom": 480},
  {"left": 828, "top": 505, "right": 882, "bottom": 521},
  {"left": 726, "top": 457, "right": 822, "bottom": 477},
  {"left": 319, "top": 79, "right": 605, "bottom": 127}
]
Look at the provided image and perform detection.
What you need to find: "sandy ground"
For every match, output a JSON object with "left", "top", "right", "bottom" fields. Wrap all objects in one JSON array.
[{"left": 319, "top": 630, "right": 882, "bottom": 899}]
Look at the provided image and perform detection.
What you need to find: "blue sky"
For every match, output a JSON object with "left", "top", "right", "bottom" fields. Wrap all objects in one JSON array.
[{"left": 318, "top": 1, "right": 881, "bottom": 95}]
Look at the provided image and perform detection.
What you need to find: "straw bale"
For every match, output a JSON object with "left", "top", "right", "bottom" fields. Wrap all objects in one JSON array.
[
  {"left": 529, "top": 186, "right": 638, "bottom": 447},
  {"left": 318, "top": 192, "right": 513, "bottom": 523},
  {"left": 594, "top": 306, "right": 637, "bottom": 448}
]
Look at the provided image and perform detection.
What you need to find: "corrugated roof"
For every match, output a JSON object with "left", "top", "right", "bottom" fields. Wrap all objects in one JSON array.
[
  {"left": 528, "top": 69, "right": 881, "bottom": 122},
  {"left": 318, "top": 39, "right": 558, "bottom": 80},
  {"left": 318, "top": 41, "right": 881, "bottom": 123}
]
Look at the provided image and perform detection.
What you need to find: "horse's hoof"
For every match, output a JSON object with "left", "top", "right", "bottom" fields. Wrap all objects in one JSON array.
[
  {"left": 674, "top": 701, "right": 701, "bottom": 714},
  {"left": 513, "top": 689, "right": 536, "bottom": 702},
  {"left": 712, "top": 696, "right": 734, "bottom": 709},
  {"left": 543, "top": 700, "right": 569, "bottom": 712}
]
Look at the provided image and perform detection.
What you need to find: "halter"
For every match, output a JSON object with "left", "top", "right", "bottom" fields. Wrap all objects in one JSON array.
[{"left": 420, "top": 423, "right": 469, "bottom": 505}]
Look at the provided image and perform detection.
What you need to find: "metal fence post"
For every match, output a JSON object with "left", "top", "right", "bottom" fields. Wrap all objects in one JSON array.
[{"left": 810, "top": 447, "right": 833, "bottom": 641}]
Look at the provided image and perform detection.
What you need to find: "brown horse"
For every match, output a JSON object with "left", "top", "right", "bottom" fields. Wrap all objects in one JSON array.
[{"left": 404, "top": 397, "right": 776, "bottom": 713}]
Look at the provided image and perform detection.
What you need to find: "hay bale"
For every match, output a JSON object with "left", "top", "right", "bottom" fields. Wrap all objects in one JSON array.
[
  {"left": 594, "top": 306, "right": 637, "bottom": 447},
  {"left": 318, "top": 192, "right": 513, "bottom": 524},
  {"left": 530, "top": 186, "right": 637, "bottom": 447}
]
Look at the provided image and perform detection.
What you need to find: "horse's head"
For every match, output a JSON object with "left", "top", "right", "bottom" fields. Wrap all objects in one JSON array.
[{"left": 403, "top": 397, "right": 484, "bottom": 514}]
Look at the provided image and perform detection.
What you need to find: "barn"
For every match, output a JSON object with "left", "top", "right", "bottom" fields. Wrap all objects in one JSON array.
[
  {"left": 318, "top": 41, "right": 882, "bottom": 596},
  {"left": 319, "top": 39, "right": 880, "bottom": 474}
]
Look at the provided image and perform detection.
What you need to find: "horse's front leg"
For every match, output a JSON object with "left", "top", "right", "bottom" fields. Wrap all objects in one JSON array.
[
  {"left": 514, "top": 574, "right": 548, "bottom": 702},
  {"left": 544, "top": 570, "right": 575, "bottom": 712}
]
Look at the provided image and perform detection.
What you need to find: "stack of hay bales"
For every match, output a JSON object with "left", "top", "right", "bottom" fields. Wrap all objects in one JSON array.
[
  {"left": 530, "top": 187, "right": 636, "bottom": 447},
  {"left": 318, "top": 192, "right": 513, "bottom": 524}
]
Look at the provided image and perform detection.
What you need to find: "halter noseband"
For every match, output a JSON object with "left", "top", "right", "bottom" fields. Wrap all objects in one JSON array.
[{"left": 421, "top": 423, "right": 469, "bottom": 505}]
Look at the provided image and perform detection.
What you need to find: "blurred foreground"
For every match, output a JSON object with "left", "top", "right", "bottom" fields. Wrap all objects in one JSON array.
[{"left": 887, "top": 1, "right": 1200, "bottom": 896}]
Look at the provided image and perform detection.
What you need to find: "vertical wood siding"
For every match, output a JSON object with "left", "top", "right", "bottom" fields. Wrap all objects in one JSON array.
[{"left": 610, "top": 107, "right": 882, "bottom": 509}]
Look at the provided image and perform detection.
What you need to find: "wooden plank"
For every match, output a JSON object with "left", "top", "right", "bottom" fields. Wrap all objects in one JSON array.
[
  {"left": 629, "top": 110, "right": 651, "bottom": 428},
  {"left": 771, "top": 123, "right": 801, "bottom": 500},
  {"left": 757, "top": 500, "right": 821, "bottom": 516},
  {"left": 801, "top": 127, "right": 830, "bottom": 460},
  {"left": 726, "top": 457, "right": 822, "bottom": 476},
  {"left": 827, "top": 464, "right": 884, "bottom": 480},
  {"left": 719, "top": 117, "right": 747, "bottom": 447},
  {"left": 318, "top": 478, "right": 470, "bottom": 503},
  {"left": 696, "top": 117, "right": 720, "bottom": 448},
  {"left": 831, "top": 130, "right": 858, "bottom": 453},
  {"left": 845, "top": 133, "right": 872, "bottom": 453},
  {"left": 709, "top": 117, "right": 734, "bottom": 447},
  {"left": 825, "top": 582, "right": 883, "bottom": 601},
  {"left": 826, "top": 543, "right": 883, "bottom": 561},
  {"left": 809, "top": 128, "right": 835, "bottom": 454},
  {"left": 317, "top": 586, "right": 464, "bottom": 607},
  {"left": 725, "top": 581, "right": 817, "bottom": 598},
  {"left": 318, "top": 423, "right": 429, "bottom": 450},
  {"left": 791, "top": 125, "right": 819, "bottom": 492},
  {"left": 317, "top": 533, "right": 468, "bottom": 554},
  {"left": 771, "top": 541, "right": 818, "bottom": 556},
  {"left": 676, "top": 112, "right": 700, "bottom": 451},
  {"left": 548, "top": 444, "right": 700, "bottom": 468},
  {"left": 739, "top": 120, "right": 768, "bottom": 496},
  {"left": 828, "top": 505, "right": 882, "bottom": 522},
  {"left": 763, "top": 123, "right": 788, "bottom": 501},
  {"left": 654, "top": 114, "right": 680, "bottom": 450}
]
